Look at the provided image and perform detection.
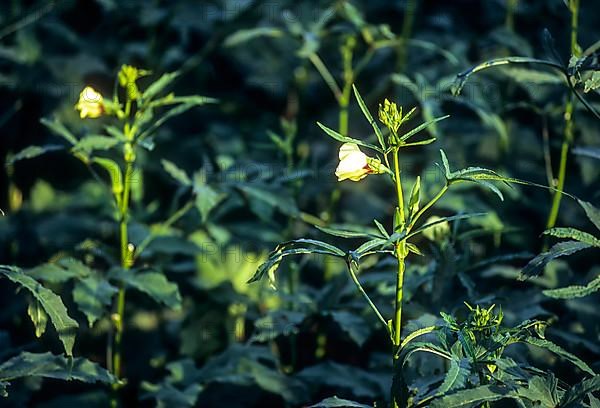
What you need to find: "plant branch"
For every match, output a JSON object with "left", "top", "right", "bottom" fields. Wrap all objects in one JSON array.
[
  {"left": 309, "top": 53, "right": 342, "bottom": 103},
  {"left": 346, "top": 262, "right": 391, "bottom": 338},
  {"left": 408, "top": 183, "right": 449, "bottom": 231}
]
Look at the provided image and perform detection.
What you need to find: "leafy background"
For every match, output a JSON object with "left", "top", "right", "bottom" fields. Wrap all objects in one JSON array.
[{"left": 0, "top": 0, "right": 599, "bottom": 407}]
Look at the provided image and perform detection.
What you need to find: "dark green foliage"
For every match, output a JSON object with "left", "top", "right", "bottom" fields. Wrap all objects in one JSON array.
[{"left": 0, "top": 0, "right": 599, "bottom": 407}]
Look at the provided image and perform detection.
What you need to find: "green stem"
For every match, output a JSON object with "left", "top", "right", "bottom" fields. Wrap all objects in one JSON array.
[
  {"left": 112, "top": 160, "right": 134, "bottom": 391},
  {"left": 393, "top": 149, "right": 405, "bottom": 224},
  {"left": 391, "top": 147, "right": 407, "bottom": 408},
  {"left": 393, "top": 243, "right": 407, "bottom": 350},
  {"left": 505, "top": 0, "right": 519, "bottom": 31},
  {"left": 338, "top": 37, "right": 355, "bottom": 136},
  {"left": 546, "top": 0, "right": 578, "bottom": 230},
  {"left": 397, "top": 0, "right": 418, "bottom": 73},
  {"left": 408, "top": 184, "right": 449, "bottom": 231},
  {"left": 308, "top": 53, "right": 342, "bottom": 102},
  {"left": 346, "top": 262, "right": 390, "bottom": 335}
]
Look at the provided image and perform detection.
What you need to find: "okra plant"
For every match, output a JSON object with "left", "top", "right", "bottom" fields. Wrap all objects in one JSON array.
[
  {"left": 1, "top": 65, "right": 215, "bottom": 405},
  {"left": 249, "top": 85, "right": 539, "bottom": 407}
]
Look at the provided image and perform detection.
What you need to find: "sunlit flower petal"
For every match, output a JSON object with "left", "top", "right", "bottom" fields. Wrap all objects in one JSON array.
[
  {"left": 335, "top": 143, "right": 370, "bottom": 182},
  {"left": 75, "top": 86, "right": 104, "bottom": 119}
]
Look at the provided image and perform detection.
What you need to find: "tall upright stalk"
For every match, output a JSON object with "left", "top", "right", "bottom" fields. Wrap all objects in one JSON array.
[
  {"left": 397, "top": 0, "right": 418, "bottom": 73},
  {"left": 546, "top": 0, "right": 579, "bottom": 230},
  {"left": 392, "top": 147, "right": 407, "bottom": 408},
  {"left": 110, "top": 103, "right": 137, "bottom": 407},
  {"left": 338, "top": 37, "right": 356, "bottom": 136},
  {"left": 112, "top": 159, "right": 134, "bottom": 381}
]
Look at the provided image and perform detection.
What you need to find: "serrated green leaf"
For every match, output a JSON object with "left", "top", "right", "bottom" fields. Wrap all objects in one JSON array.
[
  {"left": 521, "top": 241, "right": 592, "bottom": 279},
  {"left": 543, "top": 274, "right": 600, "bottom": 299},
  {"left": 437, "top": 358, "right": 470, "bottom": 395},
  {"left": 0, "top": 266, "right": 78, "bottom": 356},
  {"left": 560, "top": 375, "right": 600, "bottom": 407},
  {"left": 27, "top": 258, "right": 92, "bottom": 283},
  {"left": 584, "top": 72, "right": 600, "bottom": 93},
  {"left": 73, "top": 275, "right": 118, "bottom": 327},
  {"left": 119, "top": 270, "right": 182, "bottom": 310},
  {"left": 0, "top": 352, "right": 115, "bottom": 388},
  {"left": 161, "top": 159, "right": 191, "bottom": 186},
  {"left": 544, "top": 227, "right": 600, "bottom": 247},
  {"left": 517, "top": 374, "right": 559, "bottom": 406},
  {"left": 522, "top": 336, "right": 595, "bottom": 375}
]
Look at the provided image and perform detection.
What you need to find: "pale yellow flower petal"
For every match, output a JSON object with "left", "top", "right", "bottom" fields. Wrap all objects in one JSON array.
[{"left": 75, "top": 86, "right": 104, "bottom": 119}]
